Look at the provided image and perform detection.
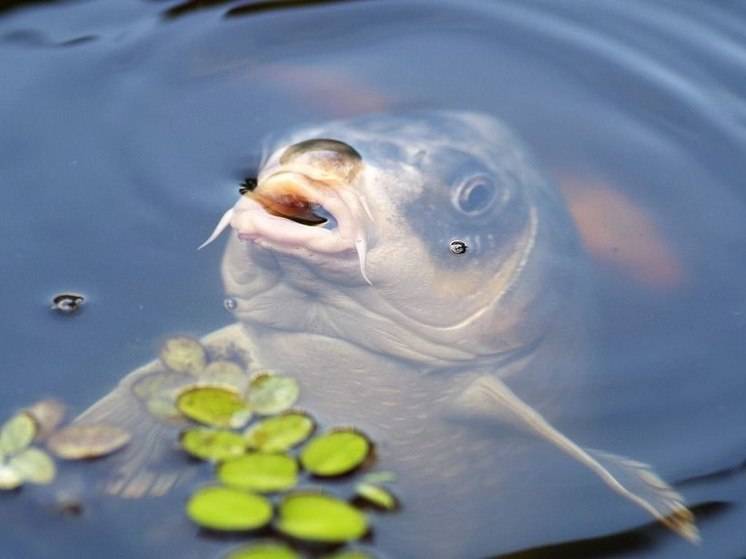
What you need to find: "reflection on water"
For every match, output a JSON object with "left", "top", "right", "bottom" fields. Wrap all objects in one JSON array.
[{"left": 1, "top": 1, "right": 746, "bottom": 558}]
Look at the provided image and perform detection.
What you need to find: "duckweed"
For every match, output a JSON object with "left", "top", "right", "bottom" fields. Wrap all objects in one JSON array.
[
  {"left": 218, "top": 452, "right": 298, "bottom": 493},
  {"left": 177, "top": 386, "right": 252, "bottom": 428},
  {"left": 276, "top": 491, "right": 368, "bottom": 543},
  {"left": 180, "top": 428, "right": 246, "bottom": 462},
  {"left": 0, "top": 412, "right": 56, "bottom": 489},
  {"left": 187, "top": 486, "right": 272, "bottom": 531},
  {"left": 246, "top": 374, "right": 299, "bottom": 415},
  {"left": 47, "top": 424, "right": 130, "bottom": 460},
  {"left": 354, "top": 483, "right": 398, "bottom": 511},
  {"left": 300, "top": 429, "right": 371, "bottom": 477},
  {"left": 8, "top": 448, "right": 55, "bottom": 484},
  {"left": 160, "top": 336, "right": 208, "bottom": 375},
  {"left": 244, "top": 412, "right": 315, "bottom": 453},
  {"left": 0, "top": 413, "right": 36, "bottom": 456}
]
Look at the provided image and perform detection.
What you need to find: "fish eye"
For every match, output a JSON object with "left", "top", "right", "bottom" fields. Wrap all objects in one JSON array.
[{"left": 453, "top": 174, "right": 499, "bottom": 216}]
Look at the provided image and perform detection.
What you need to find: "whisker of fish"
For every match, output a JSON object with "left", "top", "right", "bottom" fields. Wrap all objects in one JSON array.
[
  {"left": 355, "top": 237, "right": 372, "bottom": 286},
  {"left": 198, "top": 207, "right": 234, "bottom": 250}
]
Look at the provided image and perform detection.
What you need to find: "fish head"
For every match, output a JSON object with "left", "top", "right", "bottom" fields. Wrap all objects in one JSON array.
[{"left": 215, "top": 111, "right": 580, "bottom": 368}]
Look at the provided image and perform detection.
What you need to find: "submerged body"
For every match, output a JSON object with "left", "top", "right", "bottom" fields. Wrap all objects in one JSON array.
[{"left": 77, "top": 111, "right": 695, "bottom": 555}]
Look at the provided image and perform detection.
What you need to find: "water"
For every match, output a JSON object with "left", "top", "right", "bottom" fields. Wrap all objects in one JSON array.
[{"left": 2, "top": 1, "right": 746, "bottom": 557}]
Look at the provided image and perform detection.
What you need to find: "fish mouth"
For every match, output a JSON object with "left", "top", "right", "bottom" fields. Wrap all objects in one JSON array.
[{"left": 200, "top": 170, "right": 374, "bottom": 284}]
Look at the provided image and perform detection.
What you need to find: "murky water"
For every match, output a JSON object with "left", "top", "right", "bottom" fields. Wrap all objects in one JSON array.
[{"left": 2, "top": 1, "right": 746, "bottom": 557}]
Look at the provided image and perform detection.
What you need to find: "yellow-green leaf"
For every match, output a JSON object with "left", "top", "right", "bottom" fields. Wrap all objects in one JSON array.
[
  {"left": 199, "top": 360, "right": 247, "bottom": 391},
  {"left": 180, "top": 428, "right": 246, "bottom": 462},
  {"left": 177, "top": 386, "right": 252, "bottom": 428},
  {"left": 218, "top": 453, "right": 298, "bottom": 493},
  {"left": 354, "top": 483, "right": 398, "bottom": 511},
  {"left": 244, "top": 412, "right": 315, "bottom": 453},
  {"left": 186, "top": 486, "right": 272, "bottom": 532},
  {"left": 9, "top": 448, "right": 56, "bottom": 484},
  {"left": 0, "top": 413, "right": 37, "bottom": 456},
  {"left": 276, "top": 491, "right": 368, "bottom": 543},
  {"left": 246, "top": 374, "right": 299, "bottom": 415},
  {"left": 300, "top": 430, "right": 371, "bottom": 477},
  {"left": 0, "top": 465, "right": 22, "bottom": 490},
  {"left": 160, "top": 336, "right": 207, "bottom": 375}
]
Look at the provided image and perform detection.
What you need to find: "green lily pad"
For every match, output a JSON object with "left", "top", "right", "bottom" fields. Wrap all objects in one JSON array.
[
  {"left": 47, "top": 424, "right": 131, "bottom": 460},
  {"left": 218, "top": 452, "right": 298, "bottom": 493},
  {"left": 225, "top": 541, "right": 300, "bottom": 559},
  {"left": 200, "top": 360, "right": 247, "bottom": 390},
  {"left": 177, "top": 386, "right": 252, "bottom": 428},
  {"left": 354, "top": 483, "right": 398, "bottom": 511},
  {"left": 246, "top": 374, "right": 299, "bottom": 415},
  {"left": 186, "top": 486, "right": 272, "bottom": 532},
  {"left": 276, "top": 491, "right": 368, "bottom": 543},
  {"left": 0, "top": 464, "right": 22, "bottom": 490},
  {"left": 160, "top": 336, "right": 207, "bottom": 375},
  {"left": 0, "top": 413, "right": 36, "bottom": 457},
  {"left": 300, "top": 429, "right": 371, "bottom": 477},
  {"left": 9, "top": 448, "right": 56, "bottom": 485},
  {"left": 244, "top": 412, "right": 315, "bottom": 453},
  {"left": 181, "top": 428, "right": 246, "bottom": 462}
]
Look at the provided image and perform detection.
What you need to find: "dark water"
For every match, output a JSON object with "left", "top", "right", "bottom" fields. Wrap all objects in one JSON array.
[{"left": 2, "top": 1, "right": 746, "bottom": 557}]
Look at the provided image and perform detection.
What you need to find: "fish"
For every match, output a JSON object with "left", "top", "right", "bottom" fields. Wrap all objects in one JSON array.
[{"left": 75, "top": 110, "right": 697, "bottom": 554}]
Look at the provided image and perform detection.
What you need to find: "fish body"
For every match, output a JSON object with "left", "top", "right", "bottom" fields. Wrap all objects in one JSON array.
[{"left": 77, "top": 111, "right": 695, "bottom": 556}]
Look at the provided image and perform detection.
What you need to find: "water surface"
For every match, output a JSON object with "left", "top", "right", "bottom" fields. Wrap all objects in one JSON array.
[{"left": 2, "top": 1, "right": 746, "bottom": 557}]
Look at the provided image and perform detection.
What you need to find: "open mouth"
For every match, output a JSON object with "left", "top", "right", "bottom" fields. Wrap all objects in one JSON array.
[{"left": 199, "top": 170, "right": 373, "bottom": 284}]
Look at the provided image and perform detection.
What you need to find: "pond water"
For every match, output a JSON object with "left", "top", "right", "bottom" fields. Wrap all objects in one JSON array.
[{"left": 2, "top": 1, "right": 746, "bottom": 558}]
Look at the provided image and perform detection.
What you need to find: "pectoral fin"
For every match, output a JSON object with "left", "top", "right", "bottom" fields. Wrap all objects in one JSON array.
[
  {"left": 74, "top": 323, "right": 255, "bottom": 498},
  {"left": 456, "top": 375, "right": 699, "bottom": 543}
]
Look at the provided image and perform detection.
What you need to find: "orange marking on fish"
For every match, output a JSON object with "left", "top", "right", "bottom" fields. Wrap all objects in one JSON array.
[{"left": 558, "top": 175, "right": 685, "bottom": 290}]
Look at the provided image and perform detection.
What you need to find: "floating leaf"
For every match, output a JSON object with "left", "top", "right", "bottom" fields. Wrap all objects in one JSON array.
[
  {"left": 0, "top": 413, "right": 36, "bottom": 456},
  {"left": 276, "top": 491, "right": 368, "bottom": 543},
  {"left": 181, "top": 428, "right": 246, "bottom": 462},
  {"left": 218, "top": 452, "right": 298, "bottom": 493},
  {"left": 25, "top": 400, "right": 66, "bottom": 440},
  {"left": 200, "top": 360, "right": 247, "bottom": 390},
  {"left": 160, "top": 336, "right": 207, "bottom": 375},
  {"left": 186, "top": 486, "right": 272, "bottom": 532},
  {"left": 300, "top": 430, "right": 371, "bottom": 477},
  {"left": 146, "top": 398, "right": 182, "bottom": 422},
  {"left": 177, "top": 386, "right": 252, "bottom": 428},
  {"left": 354, "top": 483, "right": 398, "bottom": 511},
  {"left": 0, "top": 464, "right": 22, "bottom": 490},
  {"left": 47, "top": 424, "right": 130, "bottom": 460},
  {"left": 244, "top": 412, "right": 315, "bottom": 453},
  {"left": 225, "top": 541, "right": 300, "bottom": 559},
  {"left": 132, "top": 370, "right": 193, "bottom": 401},
  {"left": 361, "top": 471, "right": 396, "bottom": 485},
  {"left": 246, "top": 374, "right": 299, "bottom": 415},
  {"left": 9, "top": 448, "right": 56, "bottom": 484}
]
